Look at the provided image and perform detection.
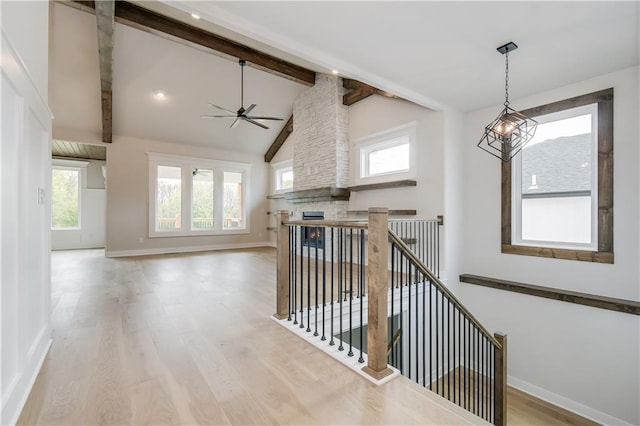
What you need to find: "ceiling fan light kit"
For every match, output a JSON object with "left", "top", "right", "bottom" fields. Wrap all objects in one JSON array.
[
  {"left": 200, "top": 59, "right": 284, "bottom": 130},
  {"left": 477, "top": 41, "right": 537, "bottom": 162}
]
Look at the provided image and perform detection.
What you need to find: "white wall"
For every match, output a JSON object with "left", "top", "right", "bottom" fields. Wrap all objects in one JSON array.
[
  {"left": 52, "top": 159, "right": 106, "bottom": 250},
  {"left": 348, "top": 96, "right": 445, "bottom": 221},
  {"left": 453, "top": 66, "right": 639, "bottom": 425},
  {"left": 105, "top": 136, "right": 270, "bottom": 256},
  {"left": 1, "top": 2, "right": 52, "bottom": 424}
]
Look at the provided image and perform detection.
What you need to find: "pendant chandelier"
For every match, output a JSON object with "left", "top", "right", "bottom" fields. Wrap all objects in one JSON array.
[{"left": 477, "top": 42, "right": 537, "bottom": 162}]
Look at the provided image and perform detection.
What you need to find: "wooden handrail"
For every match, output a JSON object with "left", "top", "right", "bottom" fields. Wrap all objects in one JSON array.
[
  {"left": 388, "top": 229, "right": 502, "bottom": 349},
  {"left": 283, "top": 219, "right": 368, "bottom": 229}
]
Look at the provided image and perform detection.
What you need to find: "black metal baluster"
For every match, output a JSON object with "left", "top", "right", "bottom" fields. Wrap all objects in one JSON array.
[
  {"left": 414, "top": 265, "right": 418, "bottom": 383},
  {"left": 358, "top": 229, "right": 364, "bottom": 363},
  {"left": 348, "top": 228, "right": 354, "bottom": 357},
  {"left": 458, "top": 308, "right": 462, "bottom": 406},
  {"left": 390, "top": 244, "right": 395, "bottom": 366},
  {"left": 481, "top": 333, "right": 484, "bottom": 419},
  {"left": 441, "top": 291, "right": 445, "bottom": 397},
  {"left": 446, "top": 298, "right": 450, "bottom": 400},
  {"left": 408, "top": 257, "right": 412, "bottom": 380},
  {"left": 436, "top": 220, "right": 440, "bottom": 278},
  {"left": 307, "top": 232, "right": 311, "bottom": 333},
  {"left": 292, "top": 227, "right": 297, "bottom": 323},
  {"left": 422, "top": 271, "right": 426, "bottom": 388},
  {"left": 476, "top": 327, "right": 479, "bottom": 416},
  {"left": 399, "top": 253, "right": 404, "bottom": 375},
  {"left": 429, "top": 279, "right": 432, "bottom": 391},
  {"left": 435, "top": 286, "right": 439, "bottom": 395},
  {"left": 321, "top": 227, "right": 326, "bottom": 341},
  {"left": 314, "top": 227, "right": 319, "bottom": 337},
  {"left": 299, "top": 226, "right": 305, "bottom": 330},
  {"left": 338, "top": 228, "right": 343, "bottom": 351},
  {"left": 330, "top": 228, "right": 334, "bottom": 345}
]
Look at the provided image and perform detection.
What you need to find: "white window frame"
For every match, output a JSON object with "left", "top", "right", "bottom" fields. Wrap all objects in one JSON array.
[
  {"left": 271, "top": 159, "right": 293, "bottom": 194},
  {"left": 148, "top": 152, "right": 251, "bottom": 238},
  {"left": 51, "top": 159, "right": 88, "bottom": 231},
  {"left": 512, "top": 103, "right": 598, "bottom": 251},
  {"left": 352, "top": 121, "right": 417, "bottom": 186}
]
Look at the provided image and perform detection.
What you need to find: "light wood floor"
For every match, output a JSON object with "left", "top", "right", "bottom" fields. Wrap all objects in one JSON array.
[
  {"left": 18, "top": 248, "right": 597, "bottom": 425},
  {"left": 18, "top": 248, "right": 482, "bottom": 425}
]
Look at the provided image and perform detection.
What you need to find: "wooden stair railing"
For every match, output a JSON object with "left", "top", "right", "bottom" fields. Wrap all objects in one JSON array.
[{"left": 275, "top": 208, "right": 507, "bottom": 425}]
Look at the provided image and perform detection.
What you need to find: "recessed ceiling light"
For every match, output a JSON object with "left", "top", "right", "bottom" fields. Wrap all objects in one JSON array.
[
  {"left": 191, "top": 13, "right": 200, "bottom": 20},
  {"left": 332, "top": 70, "right": 339, "bottom": 75},
  {"left": 154, "top": 91, "right": 167, "bottom": 100}
]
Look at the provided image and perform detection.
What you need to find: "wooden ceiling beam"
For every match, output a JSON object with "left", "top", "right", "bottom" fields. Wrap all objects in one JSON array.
[
  {"left": 342, "top": 78, "right": 409, "bottom": 106},
  {"left": 95, "top": 0, "right": 114, "bottom": 143},
  {"left": 64, "top": 0, "right": 316, "bottom": 87},
  {"left": 264, "top": 115, "right": 294, "bottom": 163}
]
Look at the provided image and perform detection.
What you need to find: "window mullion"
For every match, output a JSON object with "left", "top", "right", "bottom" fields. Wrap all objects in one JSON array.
[
  {"left": 214, "top": 168, "right": 223, "bottom": 230},
  {"left": 183, "top": 166, "right": 191, "bottom": 233}
]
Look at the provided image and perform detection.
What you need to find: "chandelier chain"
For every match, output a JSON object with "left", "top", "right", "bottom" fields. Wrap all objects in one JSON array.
[{"left": 504, "top": 51, "right": 510, "bottom": 107}]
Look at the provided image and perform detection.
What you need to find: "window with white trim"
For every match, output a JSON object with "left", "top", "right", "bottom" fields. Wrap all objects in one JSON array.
[
  {"left": 353, "top": 122, "right": 416, "bottom": 185},
  {"left": 148, "top": 153, "right": 250, "bottom": 237},
  {"left": 272, "top": 160, "right": 293, "bottom": 193}
]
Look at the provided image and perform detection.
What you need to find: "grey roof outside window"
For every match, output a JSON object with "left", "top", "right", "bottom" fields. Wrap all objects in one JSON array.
[{"left": 521, "top": 133, "right": 591, "bottom": 196}]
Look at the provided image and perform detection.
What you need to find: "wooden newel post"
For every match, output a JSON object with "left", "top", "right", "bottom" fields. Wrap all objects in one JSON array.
[
  {"left": 362, "top": 207, "right": 394, "bottom": 380},
  {"left": 494, "top": 332, "right": 508, "bottom": 426},
  {"left": 274, "top": 210, "right": 290, "bottom": 320}
]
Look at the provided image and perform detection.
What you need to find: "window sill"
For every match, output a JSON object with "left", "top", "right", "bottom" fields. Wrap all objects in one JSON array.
[
  {"left": 149, "top": 229, "right": 250, "bottom": 238},
  {"left": 502, "top": 244, "right": 613, "bottom": 264}
]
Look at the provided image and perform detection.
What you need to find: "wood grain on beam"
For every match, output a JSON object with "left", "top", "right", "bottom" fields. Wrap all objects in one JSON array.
[
  {"left": 66, "top": 1, "right": 316, "bottom": 86},
  {"left": 101, "top": 90, "right": 112, "bottom": 143},
  {"left": 342, "top": 78, "right": 407, "bottom": 106},
  {"left": 95, "top": 0, "right": 114, "bottom": 143},
  {"left": 264, "top": 115, "right": 293, "bottom": 163}
]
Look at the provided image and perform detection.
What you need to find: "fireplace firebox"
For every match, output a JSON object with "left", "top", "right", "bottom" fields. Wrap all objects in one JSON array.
[{"left": 302, "top": 211, "right": 324, "bottom": 249}]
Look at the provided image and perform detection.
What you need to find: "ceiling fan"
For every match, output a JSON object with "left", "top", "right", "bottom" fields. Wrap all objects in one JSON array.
[{"left": 201, "top": 59, "right": 283, "bottom": 129}]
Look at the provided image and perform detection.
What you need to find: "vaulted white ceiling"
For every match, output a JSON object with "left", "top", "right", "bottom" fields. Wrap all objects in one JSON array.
[
  {"left": 49, "top": 2, "right": 306, "bottom": 155},
  {"left": 50, "top": 1, "right": 639, "bottom": 155},
  {"left": 170, "top": 1, "right": 639, "bottom": 111}
]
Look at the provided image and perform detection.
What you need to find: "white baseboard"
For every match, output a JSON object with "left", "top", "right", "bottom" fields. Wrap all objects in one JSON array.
[
  {"left": 508, "top": 376, "right": 633, "bottom": 425},
  {"left": 2, "top": 330, "right": 52, "bottom": 426},
  {"left": 105, "top": 241, "right": 273, "bottom": 258}
]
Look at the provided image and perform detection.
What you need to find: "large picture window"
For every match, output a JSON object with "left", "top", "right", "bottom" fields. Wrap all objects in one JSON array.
[
  {"left": 502, "top": 88, "right": 613, "bottom": 263},
  {"left": 148, "top": 153, "right": 250, "bottom": 237}
]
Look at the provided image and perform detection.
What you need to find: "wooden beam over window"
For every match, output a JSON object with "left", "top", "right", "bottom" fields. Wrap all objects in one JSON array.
[
  {"left": 95, "top": 0, "right": 114, "bottom": 143},
  {"left": 64, "top": 1, "right": 316, "bottom": 87},
  {"left": 264, "top": 115, "right": 293, "bottom": 163},
  {"left": 342, "top": 78, "right": 408, "bottom": 106}
]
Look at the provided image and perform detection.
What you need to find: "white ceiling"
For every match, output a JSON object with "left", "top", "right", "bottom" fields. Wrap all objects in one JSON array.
[
  {"left": 50, "top": 2, "right": 639, "bottom": 154},
  {"left": 170, "top": 1, "right": 639, "bottom": 111}
]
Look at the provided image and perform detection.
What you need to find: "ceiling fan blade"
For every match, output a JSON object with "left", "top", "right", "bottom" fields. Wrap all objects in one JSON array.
[
  {"left": 245, "top": 116, "right": 284, "bottom": 121},
  {"left": 200, "top": 114, "right": 237, "bottom": 118},
  {"left": 208, "top": 103, "right": 236, "bottom": 114},
  {"left": 244, "top": 104, "right": 256, "bottom": 115},
  {"left": 230, "top": 118, "right": 240, "bottom": 128},
  {"left": 244, "top": 118, "right": 269, "bottom": 129}
]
